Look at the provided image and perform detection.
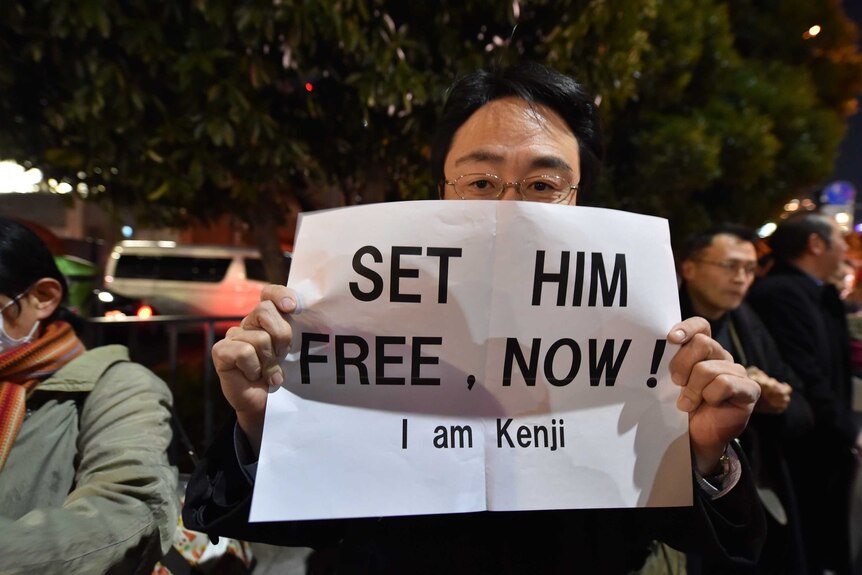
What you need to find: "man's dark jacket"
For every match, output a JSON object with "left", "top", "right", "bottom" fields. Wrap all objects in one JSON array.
[
  {"left": 183, "top": 415, "right": 766, "bottom": 574},
  {"left": 680, "top": 287, "right": 812, "bottom": 574},
  {"left": 679, "top": 287, "right": 814, "bottom": 446},
  {"left": 747, "top": 261, "right": 855, "bottom": 445},
  {"left": 746, "top": 260, "right": 858, "bottom": 574}
]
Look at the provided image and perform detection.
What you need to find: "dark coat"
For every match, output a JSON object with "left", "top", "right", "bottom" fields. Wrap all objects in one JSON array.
[
  {"left": 747, "top": 261, "right": 858, "bottom": 574},
  {"left": 679, "top": 288, "right": 814, "bottom": 445},
  {"left": 747, "top": 261, "right": 856, "bottom": 445},
  {"left": 680, "top": 288, "right": 812, "bottom": 574},
  {"left": 183, "top": 418, "right": 766, "bottom": 575}
]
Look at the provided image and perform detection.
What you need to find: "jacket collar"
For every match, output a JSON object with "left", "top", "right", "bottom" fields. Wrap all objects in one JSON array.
[{"left": 36, "top": 345, "right": 130, "bottom": 393}]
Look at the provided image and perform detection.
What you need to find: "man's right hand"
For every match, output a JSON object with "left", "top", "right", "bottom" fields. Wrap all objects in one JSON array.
[
  {"left": 212, "top": 284, "right": 296, "bottom": 456},
  {"left": 746, "top": 366, "right": 792, "bottom": 415}
]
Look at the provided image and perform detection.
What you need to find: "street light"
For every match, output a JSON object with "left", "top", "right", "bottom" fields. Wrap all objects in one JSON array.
[
  {"left": 0, "top": 161, "right": 42, "bottom": 194},
  {"left": 803, "top": 25, "right": 821, "bottom": 40}
]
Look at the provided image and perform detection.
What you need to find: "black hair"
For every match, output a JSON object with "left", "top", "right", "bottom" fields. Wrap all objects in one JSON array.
[
  {"left": 679, "top": 223, "right": 760, "bottom": 262},
  {"left": 431, "top": 61, "right": 604, "bottom": 196},
  {"left": 0, "top": 218, "right": 69, "bottom": 325},
  {"left": 768, "top": 212, "right": 834, "bottom": 263}
]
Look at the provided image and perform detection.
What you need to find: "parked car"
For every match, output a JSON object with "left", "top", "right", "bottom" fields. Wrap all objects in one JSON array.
[
  {"left": 102, "top": 241, "right": 291, "bottom": 318},
  {"left": 90, "top": 287, "right": 155, "bottom": 320}
]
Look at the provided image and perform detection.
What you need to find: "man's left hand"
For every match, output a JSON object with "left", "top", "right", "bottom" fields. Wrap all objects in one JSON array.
[{"left": 667, "top": 317, "right": 761, "bottom": 476}]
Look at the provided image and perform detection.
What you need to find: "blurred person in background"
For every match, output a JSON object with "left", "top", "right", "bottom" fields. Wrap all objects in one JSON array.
[
  {"left": 828, "top": 259, "right": 858, "bottom": 309},
  {"left": 678, "top": 223, "right": 813, "bottom": 574},
  {"left": 0, "top": 218, "right": 178, "bottom": 574},
  {"left": 747, "top": 212, "right": 860, "bottom": 575}
]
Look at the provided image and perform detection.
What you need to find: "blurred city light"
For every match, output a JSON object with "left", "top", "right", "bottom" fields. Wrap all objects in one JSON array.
[
  {"left": 305, "top": 82, "right": 313, "bottom": 92},
  {"left": 42, "top": 176, "right": 74, "bottom": 195},
  {"left": 757, "top": 222, "right": 778, "bottom": 238},
  {"left": 136, "top": 305, "right": 154, "bottom": 320},
  {"left": 784, "top": 199, "right": 800, "bottom": 212},
  {"left": 121, "top": 225, "right": 134, "bottom": 238},
  {"left": 0, "top": 161, "right": 42, "bottom": 193},
  {"left": 803, "top": 24, "right": 822, "bottom": 39},
  {"left": 835, "top": 212, "right": 851, "bottom": 225}
]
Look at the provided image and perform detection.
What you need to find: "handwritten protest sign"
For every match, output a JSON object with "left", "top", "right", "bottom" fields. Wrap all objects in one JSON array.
[{"left": 250, "top": 201, "right": 690, "bottom": 522}]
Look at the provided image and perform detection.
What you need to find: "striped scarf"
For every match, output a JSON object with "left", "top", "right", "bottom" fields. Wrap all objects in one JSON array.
[{"left": 0, "top": 321, "right": 85, "bottom": 472}]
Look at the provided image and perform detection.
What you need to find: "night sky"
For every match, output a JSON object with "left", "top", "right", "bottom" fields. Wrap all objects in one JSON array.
[{"left": 834, "top": 0, "right": 862, "bottom": 197}]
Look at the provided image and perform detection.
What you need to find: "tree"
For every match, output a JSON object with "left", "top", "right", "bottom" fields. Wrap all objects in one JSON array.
[
  {"left": 0, "top": 1, "right": 453, "bottom": 282},
  {"left": 1, "top": 0, "right": 860, "bottom": 277},
  {"left": 566, "top": 0, "right": 862, "bottom": 242}
]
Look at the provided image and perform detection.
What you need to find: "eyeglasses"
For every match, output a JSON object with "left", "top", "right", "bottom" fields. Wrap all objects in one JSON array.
[
  {"left": 443, "top": 173, "right": 578, "bottom": 204},
  {"left": 0, "top": 290, "right": 27, "bottom": 317},
  {"left": 695, "top": 259, "right": 758, "bottom": 276}
]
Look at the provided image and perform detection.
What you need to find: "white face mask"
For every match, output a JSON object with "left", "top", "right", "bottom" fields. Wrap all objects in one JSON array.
[{"left": 0, "top": 292, "right": 40, "bottom": 355}]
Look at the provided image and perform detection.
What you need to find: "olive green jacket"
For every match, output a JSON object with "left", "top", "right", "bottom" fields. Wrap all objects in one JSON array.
[{"left": 0, "top": 345, "right": 178, "bottom": 575}]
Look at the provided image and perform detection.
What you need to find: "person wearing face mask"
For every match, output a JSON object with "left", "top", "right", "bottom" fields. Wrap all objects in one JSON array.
[
  {"left": 0, "top": 218, "right": 178, "bottom": 575},
  {"left": 0, "top": 291, "right": 40, "bottom": 350}
]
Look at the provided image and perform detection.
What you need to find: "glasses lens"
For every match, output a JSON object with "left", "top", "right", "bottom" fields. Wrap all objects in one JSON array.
[
  {"left": 718, "top": 261, "right": 757, "bottom": 274},
  {"left": 454, "top": 174, "right": 503, "bottom": 200},
  {"left": 521, "top": 176, "right": 571, "bottom": 203}
]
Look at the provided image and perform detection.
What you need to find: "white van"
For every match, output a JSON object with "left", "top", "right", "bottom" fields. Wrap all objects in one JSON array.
[{"left": 102, "top": 241, "right": 291, "bottom": 317}]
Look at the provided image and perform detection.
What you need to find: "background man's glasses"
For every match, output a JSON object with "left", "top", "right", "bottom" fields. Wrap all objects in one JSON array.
[
  {"left": 695, "top": 259, "right": 757, "bottom": 275},
  {"left": 444, "top": 173, "right": 578, "bottom": 204}
]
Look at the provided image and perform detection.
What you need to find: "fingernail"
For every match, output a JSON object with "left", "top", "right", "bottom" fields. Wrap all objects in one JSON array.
[
  {"left": 268, "top": 370, "right": 284, "bottom": 388},
  {"left": 281, "top": 297, "right": 296, "bottom": 312},
  {"left": 672, "top": 329, "right": 685, "bottom": 341}
]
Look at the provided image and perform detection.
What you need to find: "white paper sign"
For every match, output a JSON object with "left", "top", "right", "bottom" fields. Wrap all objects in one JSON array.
[{"left": 251, "top": 201, "right": 691, "bottom": 522}]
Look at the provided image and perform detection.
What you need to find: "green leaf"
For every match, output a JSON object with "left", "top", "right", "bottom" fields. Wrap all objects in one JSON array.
[{"left": 148, "top": 181, "right": 170, "bottom": 201}]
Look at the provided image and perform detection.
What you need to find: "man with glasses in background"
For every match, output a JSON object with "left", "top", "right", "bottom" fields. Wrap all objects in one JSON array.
[{"left": 678, "top": 223, "right": 812, "bottom": 574}]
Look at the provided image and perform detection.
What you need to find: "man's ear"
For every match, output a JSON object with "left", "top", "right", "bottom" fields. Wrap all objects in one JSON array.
[
  {"left": 28, "top": 278, "right": 63, "bottom": 320},
  {"left": 808, "top": 233, "right": 826, "bottom": 256},
  {"left": 680, "top": 260, "right": 696, "bottom": 282}
]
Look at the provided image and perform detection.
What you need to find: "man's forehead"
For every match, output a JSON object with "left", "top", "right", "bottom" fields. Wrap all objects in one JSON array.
[
  {"left": 444, "top": 97, "right": 581, "bottom": 171},
  {"left": 456, "top": 98, "right": 577, "bottom": 143},
  {"left": 707, "top": 234, "right": 757, "bottom": 256}
]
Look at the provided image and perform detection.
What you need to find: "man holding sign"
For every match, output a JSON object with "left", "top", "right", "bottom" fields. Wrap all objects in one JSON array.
[{"left": 185, "top": 62, "right": 765, "bottom": 573}]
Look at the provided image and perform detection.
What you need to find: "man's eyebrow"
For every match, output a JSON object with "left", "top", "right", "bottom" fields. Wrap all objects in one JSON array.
[
  {"left": 453, "top": 150, "right": 505, "bottom": 166},
  {"left": 453, "top": 151, "right": 574, "bottom": 172},
  {"left": 528, "top": 156, "right": 573, "bottom": 172}
]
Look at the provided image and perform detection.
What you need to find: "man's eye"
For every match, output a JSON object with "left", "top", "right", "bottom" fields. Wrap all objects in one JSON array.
[
  {"left": 525, "top": 177, "right": 565, "bottom": 192},
  {"left": 466, "top": 178, "right": 497, "bottom": 191}
]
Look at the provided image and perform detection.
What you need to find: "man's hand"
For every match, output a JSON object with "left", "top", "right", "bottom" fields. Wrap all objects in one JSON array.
[
  {"left": 746, "top": 366, "right": 792, "bottom": 414},
  {"left": 667, "top": 317, "right": 761, "bottom": 476},
  {"left": 212, "top": 284, "right": 296, "bottom": 456}
]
